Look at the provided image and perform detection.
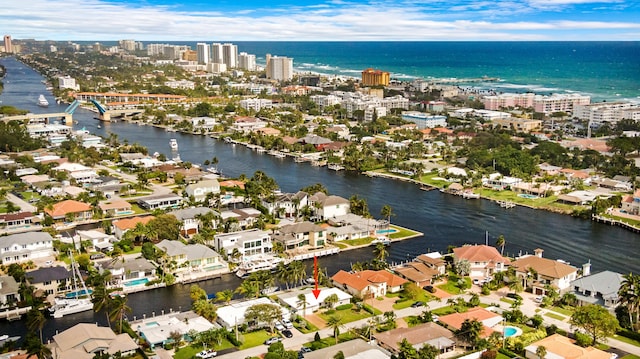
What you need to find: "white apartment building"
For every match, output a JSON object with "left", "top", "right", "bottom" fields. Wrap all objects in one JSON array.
[
  {"left": 310, "top": 94, "right": 341, "bottom": 111},
  {"left": 401, "top": 111, "right": 447, "bottom": 129},
  {"left": 482, "top": 93, "right": 536, "bottom": 110},
  {"left": 574, "top": 102, "right": 640, "bottom": 123},
  {"left": 451, "top": 108, "right": 511, "bottom": 121},
  {"left": 533, "top": 93, "right": 591, "bottom": 114},
  {"left": 58, "top": 75, "right": 79, "bottom": 90},
  {"left": 239, "top": 98, "right": 273, "bottom": 112},
  {"left": 196, "top": 43, "right": 210, "bottom": 65},
  {"left": 211, "top": 43, "right": 223, "bottom": 63},
  {"left": 164, "top": 79, "right": 195, "bottom": 90},
  {"left": 222, "top": 43, "right": 238, "bottom": 68},
  {"left": 266, "top": 54, "right": 293, "bottom": 81},
  {"left": 238, "top": 52, "right": 256, "bottom": 71},
  {"left": 212, "top": 229, "right": 273, "bottom": 260},
  {"left": 207, "top": 62, "right": 227, "bottom": 74}
]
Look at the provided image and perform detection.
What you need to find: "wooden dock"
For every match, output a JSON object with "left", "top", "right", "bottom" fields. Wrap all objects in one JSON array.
[
  {"left": 592, "top": 215, "right": 640, "bottom": 233},
  {"left": 0, "top": 306, "right": 31, "bottom": 321}
]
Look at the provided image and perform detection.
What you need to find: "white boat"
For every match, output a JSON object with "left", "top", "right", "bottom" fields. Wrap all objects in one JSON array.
[
  {"left": 235, "top": 256, "right": 284, "bottom": 278},
  {"left": 48, "top": 255, "right": 93, "bottom": 318},
  {"left": 371, "top": 237, "right": 391, "bottom": 246},
  {"left": 37, "top": 94, "right": 49, "bottom": 107},
  {"left": 170, "top": 138, "right": 178, "bottom": 151}
]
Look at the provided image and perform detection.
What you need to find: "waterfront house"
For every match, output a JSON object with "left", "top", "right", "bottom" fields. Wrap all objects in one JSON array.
[
  {"left": 299, "top": 134, "right": 333, "bottom": 151},
  {"left": 217, "top": 297, "right": 289, "bottom": 329},
  {"left": 77, "top": 230, "right": 116, "bottom": 253},
  {"left": 437, "top": 307, "right": 503, "bottom": 339},
  {"left": 272, "top": 221, "right": 327, "bottom": 251},
  {"left": 52, "top": 162, "right": 98, "bottom": 184},
  {"left": 325, "top": 213, "right": 386, "bottom": 241},
  {"left": 137, "top": 193, "right": 183, "bottom": 210},
  {"left": 45, "top": 199, "right": 93, "bottom": 223},
  {"left": 415, "top": 253, "right": 447, "bottom": 275},
  {"left": 0, "top": 231, "right": 54, "bottom": 265},
  {"left": 570, "top": 270, "right": 623, "bottom": 310},
  {"left": 232, "top": 116, "right": 267, "bottom": 133},
  {"left": 190, "top": 116, "right": 217, "bottom": 131},
  {"left": 170, "top": 207, "right": 219, "bottom": 238},
  {"left": 25, "top": 266, "right": 73, "bottom": 297},
  {"left": 482, "top": 173, "right": 523, "bottom": 190},
  {"left": 374, "top": 322, "right": 455, "bottom": 356},
  {"left": 0, "top": 275, "right": 21, "bottom": 308},
  {"left": 524, "top": 334, "right": 611, "bottom": 359},
  {"left": 134, "top": 311, "right": 218, "bottom": 349},
  {"left": 510, "top": 249, "right": 579, "bottom": 295},
  {"left": 302, "top": 338, "right": 391, "bottom": 359},
  {"left": 184, "top": 179, "right": 220, "bottom": 203},
  {"left": 331, "top": 270, "right": 407, "bottom": 298},
  {"left": 112, "top": 215, "right": 155, "bottom": 240},
  {"left": 156, "top": 240, "right": 227, "bottom": 279},
  {"left": 98, "top": 257, "right": 156, "bottom": 289},
  {"left": 50, "top": 323, "right": 138, "bottom": 359},
  {"left": 261, "top": 191, "right": 308, "bottom": 219},
  {"left": 212, "top": 228, "right": 272, "bottom": 261},
  {"left": 0, "top": 211, "right": 39, "bottom": 232},
  {"left": 98, "top": 199, "right": 133, "bottom": 217},
  {"left": 621, "top": 189, "right": 640, "bottom": 215},
  {"left": 308, "top": 192, "right": 350, "bottom": 220},
  {"left": 452, "top": 245, "right": 509, "bottom": 279},
  {"left": 277, "top": 287, "right": 352, "bottom": 314}
]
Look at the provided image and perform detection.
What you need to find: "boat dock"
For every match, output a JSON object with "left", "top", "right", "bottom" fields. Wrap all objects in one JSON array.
[{"left": 0, "top": 306, "right": 31, "bottom": 321}]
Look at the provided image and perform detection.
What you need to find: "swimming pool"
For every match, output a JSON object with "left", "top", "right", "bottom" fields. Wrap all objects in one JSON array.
[
  {"left": 124, "top": 278, "right": 150, "bottom": 287},
  {"left": 518, "top": 193, "right": 538, "bottom": 199},
  {"left": 65, "top": 289, "right": 93, "bottom": 298},
  {"left": 504, "top": 326, "right": 522, "bottom": 338},
  {"left": 376, "top": 228, "right": 398, "bottom": 234}
]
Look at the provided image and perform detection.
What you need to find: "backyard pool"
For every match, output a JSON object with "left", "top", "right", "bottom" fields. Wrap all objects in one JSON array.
[
  {"left": 504, "top": 326, "right": 522, "bottom": 338},
  {"left": 518, "top": 194, "right": 539, "bottom": 199},
  {"left": 376, "top": 228, "right": 398, "bottom": 235},
  {"left": 124, "top": 278, "right": 150, "bottom": 287},
  {"left": 65, "top": 289, "right": 93, "bottom": 298}
]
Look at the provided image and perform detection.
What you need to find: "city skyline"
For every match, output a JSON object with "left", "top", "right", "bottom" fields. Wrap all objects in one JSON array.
[{"left": 1, "top": 0, "right": 639, "bottom": 41}]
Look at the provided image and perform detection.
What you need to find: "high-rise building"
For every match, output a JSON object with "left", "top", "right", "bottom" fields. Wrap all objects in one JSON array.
[
  {"left": 196, "top": 43, "right": 210, "bottom": 64},
  {"left": 119, "top": 39, "right": 137, "bottom": 52},
  {"left": 361, "top": 68, "right": 390, "bottom": 87},
  {"left": 211, "top": 43, "right": 223, "bottom": 63},
  {"left": 238, "top": 52, "right": 256, "bottom": 71},
  {"left": 266, "top": 54, "right": 294, "bottom": 81},
  {"left": 222, "top": 43, "right": 238, "bottom": 68},
  {"left": 3, "top": 35, "right": 12, "bottom": 53}
]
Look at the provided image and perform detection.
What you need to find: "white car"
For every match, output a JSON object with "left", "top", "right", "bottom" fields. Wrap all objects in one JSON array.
[
  {"left": 282, "top": 318, "right": 293, "bottom": 329},
  {"left": 196, "top": 350, "right": 217, "bottom": 359},
  {"left": 44, "top": 260, "right": 54, "bottom": 266},
  {"left": 275, "top": 321, "right": 285, "bottom": 331}
]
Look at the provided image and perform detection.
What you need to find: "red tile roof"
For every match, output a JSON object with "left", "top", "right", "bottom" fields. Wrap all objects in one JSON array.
[{"left": 45, "top": 200, "right": 92, "bottom": 217}]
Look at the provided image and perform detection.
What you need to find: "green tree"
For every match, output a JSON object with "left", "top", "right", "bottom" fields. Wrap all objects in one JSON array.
[
  {"left": 244, "top": 303, "right": 283, "bottom": 332},
  {"left": 326, "top": 315, "right": 344, "bottom": 344},
  {"left": 380, "top": 204, "right": 394, "bottom": 229},
  {"left": 373, "top": 242, "right": 389, "bottom": 262},
  {"left": 26, "top": 307, "right": 46, "bottom": 344},
  {"left": 109, "top": 295, "right": 132, "bottom": 334},
  {"left": 215, "top": 289, "right": 234, "bottom": 305},
  {"left": 324, "top": 293, "right": 339, "bottom": 309},
  {"left": 397, "top": 338, "right": 419, "bottom": 359},
  {"left": 495, "top": 235, "right": 506, "bottom": 256},
  {"left": 298, "top": 293, "right": 309, "bottom": 316},
  {"left": 570, "top": 304, "right": 619, "bottom": 346},
  {"left": 536, "top": 345, "right": 547, "bottom": 359},
  {"left": 618, "top": 273, "right": 640, "bottom": 330},
  {"left": 456, "top": 319, "right": 483, "bottom": 348}
]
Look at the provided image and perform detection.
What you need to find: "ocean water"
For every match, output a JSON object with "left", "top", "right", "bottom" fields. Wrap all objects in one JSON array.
[{"left": 194, "top": 41, "right": 639, "bottom": 102}]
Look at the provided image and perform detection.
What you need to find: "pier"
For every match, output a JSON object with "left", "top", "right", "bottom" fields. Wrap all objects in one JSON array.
[
  {"left": 0, "top": 306, "right": 31, "bottom": 321},
  {"left": 592, "top": 215, "right": 640, "bottom": 233}
]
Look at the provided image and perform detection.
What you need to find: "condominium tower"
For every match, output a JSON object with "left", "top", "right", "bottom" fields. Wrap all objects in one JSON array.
[
  {"left": 266, "top": 54, "right": 293, "bottom": 81},
  {"left": 196, "top": 43, "right": 210, "bottom": 64},
  {"left": 3, "top": 35, "right": 12, "bottom": 53},
  {"left": 361, "top": 68, "right": 390, "bottom": 86},
  {"left": 238, "top": 52, "right": 256, "bottom": 71}
]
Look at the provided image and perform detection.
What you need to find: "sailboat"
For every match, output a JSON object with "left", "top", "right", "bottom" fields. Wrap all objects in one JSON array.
[{"left": 48, "top": 255, "right": 93, "bottom": 318}]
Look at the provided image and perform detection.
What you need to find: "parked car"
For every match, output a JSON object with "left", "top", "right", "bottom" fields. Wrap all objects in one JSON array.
[
  {"left": 472, "top": 278, "right": 481, "bottom": 285},
  {"left": 506, "top": 293, "right": 522, "bottom": 301},
  {"left": 282, "top": 329, "right": 293, "bottom": 338},
  {"left": 275, "top": 321, "right": 285, "bottom": 331},
  {"left": 411, "top": 301, "right": 425, "bottom": 308},
  {"left": 196, "top": 350, "right": 217, "bottom": 358},
  {"left": 423, "top": 285, "right": 436, "bottom": 293},
  {"left": 535, "top": 296, "right": 544, "bottom": 303},
  {"left": 264, "top": 337, "right": 282, "bottom": 345},
  {"left": 282, "top": 318, "right": 293, "bottom": 329}
]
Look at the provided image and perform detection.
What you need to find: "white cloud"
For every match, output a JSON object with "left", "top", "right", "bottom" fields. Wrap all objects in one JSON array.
[{"left": 0, "top": 0, "right": 637, "bottom": 41}]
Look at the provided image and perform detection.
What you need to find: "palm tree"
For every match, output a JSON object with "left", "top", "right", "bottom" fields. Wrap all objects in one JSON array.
[
  {"left": 25, "top": 336, "right": 52, "bottom": 359},
  {"left": 235, "top": 280, "right": 259, "bottom": 299},
  {"left": 495, "top": 235, "right": 506, "bottom": 256},
  {"left": 215, "top": 289, "right": 234, "bottom": 305},
  {"left": 92, "top": 282, "right": 114, "bottom": 329},
  {"left": 297, "top": 293, "right": 309, "bottom": 317},
  {"left": 276, "top": 261, "right": 293, "bottom": 290},
  {"left": 289, "top": 260, "right": 307, "bottom": 287},
  {"left": 109, "top": 295, "right": 132, "bottom": 334},
  {"left": 380, "top": 204, "right": 394, "bottom": 230},
  {"left": 373, "top": 242, "right": 389, "bottom": 262},
  {"left": 536, "top": 345, "right": 547, "bottom": 359},
  {"left": 619, "top": 273, "right": 640, "bottom": 330},
  {"left": 26, "top": 308, "right": 46, "bottom": 344},
  {"left": 326, "top": 315, "right": 344, "bottom": 344}
]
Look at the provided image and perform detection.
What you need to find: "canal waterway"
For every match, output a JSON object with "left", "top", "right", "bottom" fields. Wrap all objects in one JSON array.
[{"left": 0, "top": 56, "right": 638, "bottom": 341}]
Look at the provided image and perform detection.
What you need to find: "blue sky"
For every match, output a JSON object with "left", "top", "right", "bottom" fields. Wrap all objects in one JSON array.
[{"left": 1, "top": 0, "right": 639, "bottom": 41}]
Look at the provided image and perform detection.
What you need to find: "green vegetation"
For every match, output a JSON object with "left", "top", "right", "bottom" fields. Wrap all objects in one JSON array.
[
  {"left": 342, "top": 237, "right": 374, "bottom": 246},
  {"left": 544, "top": 312, "right": 565, "bottom": 321},
  {"left": 549, "top": 306, "right": 574, "bottom": 316},
  {"left": 239, "top": 329, "right": 272, "bottom": 349},
  {"left": 437, "top": 277, "right": 471, "bottom": 295},
  {"left": 317, "top": 305, "right": 374, "bottom": 323},
  {"left": 388, "top": 225, "right": 421, "bottom": 239}
]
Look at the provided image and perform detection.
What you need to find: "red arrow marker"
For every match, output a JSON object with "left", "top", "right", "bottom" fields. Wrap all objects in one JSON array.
[{"left": 312, "top": 256, "right": 321, "bottom": 299}]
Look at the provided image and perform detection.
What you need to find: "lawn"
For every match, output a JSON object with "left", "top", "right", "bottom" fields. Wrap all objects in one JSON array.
[
  {"left": 544, "top": 312, "right": 566, "bottom": 321},
  {"left": 621, "top": 355, "right": 640, "bottom": 359},
  {"left": 388, "top": 225, "right": 422, "bottom": 239},
  {"left": 293, "top": 318, "right": 319, "bottom": 334},
  {"left": 306, "top": 332, "right": 360, "bottom": 350},
  {"left": 333, "top": 242, "right": 348, "bottom": 249},
  {"left": 342, "top": 237, "right": 374, "bottom": 246},
  {"left": 613, "top": 334, "right": 640, "bottom": 347},
  {"left": 549, "top": 306, "right": 573, "bottom": 316},
  {"left": 392, "top": 291, "right": 434, "bottom": 310},
  {"left": 317, "top": 306, "right": 374, "bottom": 323},
  {"left": 431, "top": 306, "right": 456, "bottom": 316},
  {"left": 173, "top": 340, "right": 235, "bottom": 359},
  {"left": 437, "top": 278, "right": 471, "bottom": 295},
  {"left": 602, "top": 213, "right": 640, "bottom": 227},
  {"left": 239, "top": 329, "right": 273, "bottom": 350}
]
